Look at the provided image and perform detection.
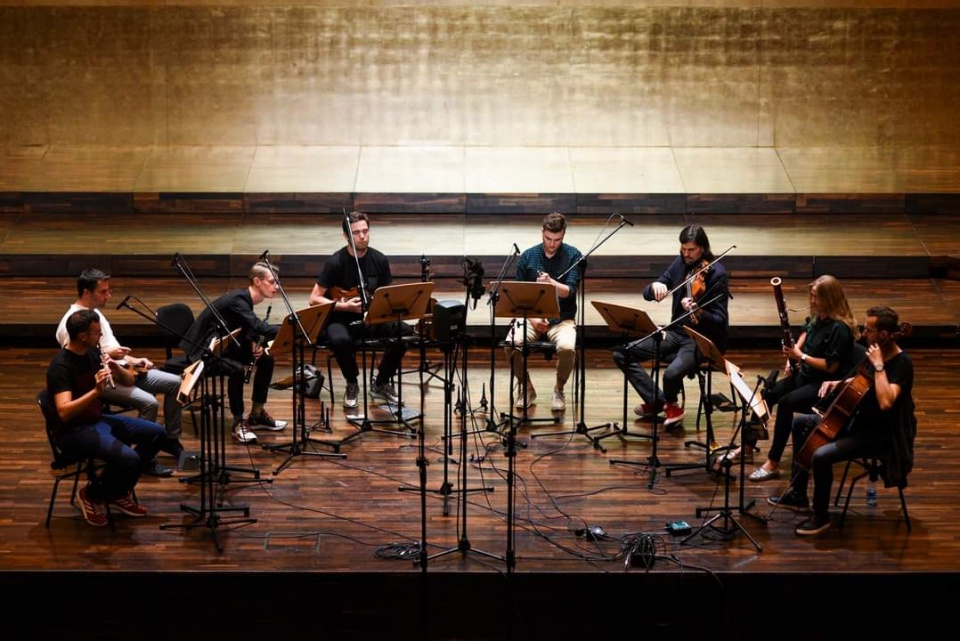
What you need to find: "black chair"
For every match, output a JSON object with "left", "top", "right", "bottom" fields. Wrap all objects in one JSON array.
[
  {"left": 835, "top": 456, "right": 912, "bottom": 532},
  {"left": 37, "top": 390, "right": 115, "bottom": 528},
  {"left": 155, "top": 303, "right": 205, "bottom": 433}
]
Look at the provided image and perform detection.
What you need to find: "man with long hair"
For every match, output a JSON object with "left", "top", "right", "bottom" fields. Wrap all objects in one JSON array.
[{"left": 613, "top": 224, "right": 729, "bottom": 429}]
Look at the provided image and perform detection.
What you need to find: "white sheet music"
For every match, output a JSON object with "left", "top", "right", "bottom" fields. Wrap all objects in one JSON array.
[{"left": 726, "top": 361, "right": 769, "bottom": 420}]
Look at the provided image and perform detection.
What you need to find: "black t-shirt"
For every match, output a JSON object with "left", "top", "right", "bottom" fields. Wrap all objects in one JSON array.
[
  {"left": 853, "top": 350, "right": 914, "bottom": 436},
  {"left": 46, "top": 348, "right": 103, "bottom": 428},
  {"left": 317, "top": 246, "right": 393, "bottom": 322}
]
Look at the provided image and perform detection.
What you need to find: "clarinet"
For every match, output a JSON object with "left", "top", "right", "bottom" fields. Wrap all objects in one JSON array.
[
  {"left": 771, "top": 277, "right": 799, "bottom": 374},
  {"left": 245, "top": 305, "right": 271, "bottom": 384}
]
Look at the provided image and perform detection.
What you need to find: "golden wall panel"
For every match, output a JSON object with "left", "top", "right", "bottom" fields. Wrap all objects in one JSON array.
[{"left": 1, "top": 6, "right": 958, "bottom": 148}]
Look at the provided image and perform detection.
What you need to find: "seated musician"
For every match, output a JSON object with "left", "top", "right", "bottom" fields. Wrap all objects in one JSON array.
[
  {"left": 741, "top": 275, "right": 858, "bottom": 480},
  {"left": 612, "top": 224, "right": 729, "bottom": 429},
  {"left": 309, "top": 211, "right": 413, "bottom": 409},
  {"left": 181, "top": 260, "right": 287, "bottom": 444},
  {"left": 768, "top": 306, "right": 916, "bottom": 536},
  {"left": 504, "top": 212, "right": 583, "bottom": 412}
]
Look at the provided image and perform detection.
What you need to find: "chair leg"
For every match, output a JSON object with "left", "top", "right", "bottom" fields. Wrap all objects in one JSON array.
[
  {"left": 898, "top": 487, "right": 912, "bottom": 532},
  {"left": 834, "top": 459, "right": 856, "bottom": 507}
]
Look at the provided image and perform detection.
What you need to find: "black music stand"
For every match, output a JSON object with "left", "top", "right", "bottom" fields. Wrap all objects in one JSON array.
[
  {"left": 263, "top": 302, "right": 345, "bottom": 473},
  {"left": 591, "top": 301, "right": 660, "bottom": 446},
  {"left": 161, "top": 329, "right": 258, "bottom": 552},
  {"left": 339, "top": 281, "right": 434, "bottom": 447},
  {"left": 495, "top": 280, "right": 560, "bottom": 571},
  {"left": 680, "top": 327, "right": 766, "bottom": 552},
  {"left": 660, "top": 326, "right": 732, "bottom": 476}
]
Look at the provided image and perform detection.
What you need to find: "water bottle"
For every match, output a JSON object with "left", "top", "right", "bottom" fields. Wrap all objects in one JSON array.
[{"left": 866, "top": 480, "right": 878, "bottom": 507}]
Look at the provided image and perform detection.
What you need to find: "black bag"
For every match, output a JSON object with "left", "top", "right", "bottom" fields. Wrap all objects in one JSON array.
[{"left": 271, "top": 364, "right": 324, "bottom": 399}]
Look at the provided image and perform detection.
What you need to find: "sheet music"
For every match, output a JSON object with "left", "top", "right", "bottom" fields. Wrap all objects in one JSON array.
[{"left": 726, "top": 361, "right": 769, "bottom": 420}]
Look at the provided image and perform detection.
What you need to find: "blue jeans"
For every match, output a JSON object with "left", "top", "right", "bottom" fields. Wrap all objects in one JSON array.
[{"left": 55, "top": 414, "right": 166, "bottom": 502}]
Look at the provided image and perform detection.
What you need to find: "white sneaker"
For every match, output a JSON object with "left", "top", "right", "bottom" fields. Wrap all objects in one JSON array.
[
  {"left": 551, "top": 389, "right": 566, "bottom": 411},
  {"left": 342, "top": 382, "right": 359, "bottom": 408},
  {"left": 232, "top": 422, "right": 258, "bottom": 444},
  {"left": 514, "top": 381, "right": 537, "bottom": 409}
]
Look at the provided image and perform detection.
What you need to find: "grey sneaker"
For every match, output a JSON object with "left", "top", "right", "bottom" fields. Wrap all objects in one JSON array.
[
  {"left": 370, "top": 381, "right": 401, "bottom": 406},
  {"left": 514, "top": 381, "right": 537, "bottom": 409},
  {"left": 342, "top": 382, "right": 359, "bottom": 408}
]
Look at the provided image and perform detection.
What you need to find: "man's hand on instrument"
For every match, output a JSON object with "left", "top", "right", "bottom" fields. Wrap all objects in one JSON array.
[
  {"left": 651, "top": 282, "right": 668, "bottom": 301},
  {"left": 340, "top": 296, "right": 363, "bottom": 314},
  {"left": 681, "top": 296, "right": 698, "bottom": 313},
  {"left": 819, "top": 380, "right": 840, "bottom": 397}
]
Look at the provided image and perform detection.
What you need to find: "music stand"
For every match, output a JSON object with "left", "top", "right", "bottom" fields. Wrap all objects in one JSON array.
[
  {"left": 495, "top": 280, "right": 559, "bottom": 571},
  {"left": 339, "top": 282, "right": 434, "bottom": 447},
  {"left": 591, "top": 301, "right": 660, "bottom": 445},
  {"left": 263, "top": 302, "right": 345, "bottom": 473},
  {"left": 680, "top": 326, "right": 766, "bottom": 552},
  {"left": 161, "top": 328, "right": 258, "bottom": 552}
]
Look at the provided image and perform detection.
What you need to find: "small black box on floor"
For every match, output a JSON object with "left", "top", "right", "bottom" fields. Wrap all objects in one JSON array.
[{"left": 432, "top": 300, "right": 466, "bottom": 345}]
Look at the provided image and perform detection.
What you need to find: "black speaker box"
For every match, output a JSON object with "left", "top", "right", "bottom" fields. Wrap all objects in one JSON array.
[{"left": 432, "top": 300, "right": 466, "bottom": 344}]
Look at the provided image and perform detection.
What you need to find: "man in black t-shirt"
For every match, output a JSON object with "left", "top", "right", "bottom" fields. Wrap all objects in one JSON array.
[
  {"left": 46, "top": 309, "right": 166, "bottom": 526},
  {"left": 309, "top": 211, "right": 413, "bottom": 409}
]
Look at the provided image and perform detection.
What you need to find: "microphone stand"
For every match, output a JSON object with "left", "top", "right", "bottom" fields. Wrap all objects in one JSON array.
[
  {"left": 156, "top": 254, "right": 260, "bottom": 552},
  {"left": 170, "top": 253, "right": 269, "bottom": 485},
  {"left": 257, "top": 252, "right": 345, "bottom": 474},
  {"left": 477, "top": 245, "right": 520, "bottom": 441},
  {"left": 531, "top": 213, "right": 630, "bottom": 450}
]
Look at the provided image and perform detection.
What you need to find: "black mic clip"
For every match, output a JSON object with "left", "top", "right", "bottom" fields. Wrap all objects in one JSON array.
[
  {"left": 617, "top": 213, "right": 635, "bottom": 227},
  {"left": 115, "top": 295, "right": 133, "bottom": 311}
]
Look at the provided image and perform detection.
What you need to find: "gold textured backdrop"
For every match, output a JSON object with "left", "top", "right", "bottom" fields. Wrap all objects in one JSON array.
[{"left": 1, "top": 4, "right": 959, "bottom": 149}]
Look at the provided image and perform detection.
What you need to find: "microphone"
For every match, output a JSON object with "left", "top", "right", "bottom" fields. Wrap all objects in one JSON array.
[
  {"left": 171, "top": 252, "right": 181, "bottom": 267},
  {"left": 513, "top": 243, "right": 520, "bottom": 255},
  {"left": 115, "top": 295, "right": 133, "bottom": 310},
  {"left": 259, "top": 249, "right": 269, "bottom": 261},
  {"left": 617, "top": 213, "right": 634, "bottom": 227}
]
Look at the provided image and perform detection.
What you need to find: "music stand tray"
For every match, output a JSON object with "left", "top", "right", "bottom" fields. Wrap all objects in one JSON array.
[
  {"left": 270, "top": 302, "right": 334, "bottom": 357},
  {"left": 592, "top": 300, "right": 659, "bottom": 337}
]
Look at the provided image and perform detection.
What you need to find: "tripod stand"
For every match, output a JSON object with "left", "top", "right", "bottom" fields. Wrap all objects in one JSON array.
[
  {"left": 262, "top": 302, "right": 346, "bottom": 473},
  {"left": 160, "top": 352, "right": 257, "bottom": 552},
  {"left": 608, "top": 327, "right": 668, "bottom": 488},
  {"left": 339, "top": 281, "right": 434, "bottom": 447},
  {"left": 681, "top": 359, "right": 768, "bottom": 552},
  {"left": 422, "top": 321, "right": 501, "bottom": 567}
]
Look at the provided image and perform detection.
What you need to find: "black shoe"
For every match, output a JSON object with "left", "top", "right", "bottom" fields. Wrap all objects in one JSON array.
[
  {"left": 767, "top": 489, "right": 810, "bottom": 512},
  {"left": 795, "top": 514, "right": 831, "bottom": 536},
  {"left": 162, "top": 439, "right": 185, "bottom": 459},
  {"left": 143, "top": 460, "right": 174, "bottom": 477}
]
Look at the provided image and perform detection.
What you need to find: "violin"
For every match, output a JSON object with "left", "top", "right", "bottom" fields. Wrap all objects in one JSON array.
[{"left": 687, "top": 259, "right": 710, "bottom": 324}]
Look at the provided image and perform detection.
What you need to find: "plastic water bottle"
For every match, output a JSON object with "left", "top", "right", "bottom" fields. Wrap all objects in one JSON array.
[{"left": 866, "top": 481, "right": 878, "bottom": 507}]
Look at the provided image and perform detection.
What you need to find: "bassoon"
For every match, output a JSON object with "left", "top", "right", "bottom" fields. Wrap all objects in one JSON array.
[{"left": 771, "top": 276, "right": 798, "bottom": 374}]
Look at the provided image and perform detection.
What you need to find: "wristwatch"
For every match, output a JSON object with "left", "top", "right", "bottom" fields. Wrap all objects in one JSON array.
[
  {"left": 874, "top": 363, "right": 885, "bottom": 372},
  {"left": 800, "top": 353, "right": 808, "bottom": 363}
]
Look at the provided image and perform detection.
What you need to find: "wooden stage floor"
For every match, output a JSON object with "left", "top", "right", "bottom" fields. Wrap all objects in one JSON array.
[{"left": 2, "top": 343, "right": 957, "bottom": 640}]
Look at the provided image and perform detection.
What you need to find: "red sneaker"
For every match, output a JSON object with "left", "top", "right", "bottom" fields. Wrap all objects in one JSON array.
[
  {"left": 110, "top": 492, "right": 148, "bottom": 517},
  {"left": 663, "top": 403, "right": 685, "bottom": 427},
  {"left": 78, "top": 485, "right": 109, "bottom": 527}
]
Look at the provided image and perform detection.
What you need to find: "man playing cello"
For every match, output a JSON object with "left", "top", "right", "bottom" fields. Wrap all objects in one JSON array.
[{"left": 768, "top": 306, "right": 917, "bottom": 536}]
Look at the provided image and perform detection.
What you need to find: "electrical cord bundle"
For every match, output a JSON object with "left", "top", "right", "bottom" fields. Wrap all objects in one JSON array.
[{"left": 623, "top": 532, "right": 665, "bottom": 570}]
